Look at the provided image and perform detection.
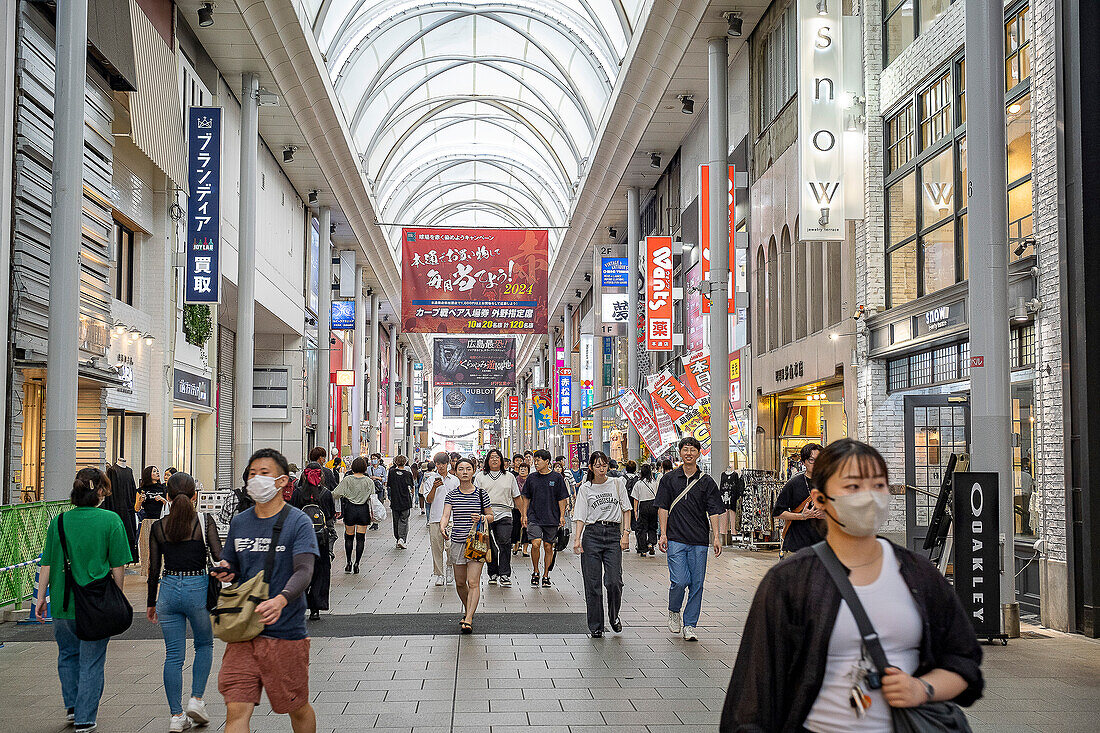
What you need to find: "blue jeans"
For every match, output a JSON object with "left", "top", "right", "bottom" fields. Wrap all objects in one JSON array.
[
  {"left": 667, "top": 540, "right": 709, "bottom": 628},
  {"left": 157, "top": 574, "right": 214, "bottom": 715},
  {"left": 54, "top": 618, "right": 109, "bottom": 726}
]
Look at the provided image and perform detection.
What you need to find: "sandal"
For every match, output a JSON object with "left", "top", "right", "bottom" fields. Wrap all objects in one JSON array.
[{"left": 459, "top": 621, "right": 473, "bottom": 634}]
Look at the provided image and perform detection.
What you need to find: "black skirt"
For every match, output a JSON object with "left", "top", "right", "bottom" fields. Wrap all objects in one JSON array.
[{"left": 342, "top": 499, "right": 372, "bottom": 527}]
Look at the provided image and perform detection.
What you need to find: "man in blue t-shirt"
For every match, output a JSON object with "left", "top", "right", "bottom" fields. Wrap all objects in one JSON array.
[
  {"left": 213, "top": 448, "right": 319, "bottom": 732},
  {"left": 520, "top": 449, "right": 569, "bottom": 587}
]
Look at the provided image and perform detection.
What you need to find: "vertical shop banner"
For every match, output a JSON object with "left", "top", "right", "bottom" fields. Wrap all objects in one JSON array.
[
  {"left": 729, "top": 349, "right": 743, "bottom": 410},
  {"left": 953, "top": 472, "right": 1001, "bottom": 637},
  {"left": 532, "top": 389, "right": 553, "bottom": 430},
  {"left": 185, "top": 106, "right": 222, "bottom": 304},
  {"left": 649, "top": 391, "right": 679, "bottom": 454},
  {"left": 618, "top": 389, "right": 670, "bottom": 456},
  {"left": 698, "top": 164, "right": 737, "bottom": 314},
  {"left": 649, "top": 372, "right": 695, "bottom": 423},
  {"left": 685, "top": 262, "right": 705, "bottom": 353},
  {"left": 557, "top": 368, "right": 572, "bottom": 425},
  {"left": 580, "top": 334, "right": 593, "bottom": 415},
  {"left": 432, "top": 337, "right": 516, "bottom": 387},
  {"left": 569, "top": 442, "right": 590, "bottom": 468},
  {"left": 645, "top": 236, "right": 674, "bottom": 351},
  {"left": 680, "top": 354, "right": 712, "bottom": 401},
  {"left": 508, "top": 395, "right": 519, "bottom": 420},
  {"left": 401, "top": 227, "right": 548, "bottom": 333},
  {"left": 442, "top": 388, "right": 498, "bottom": 418}
]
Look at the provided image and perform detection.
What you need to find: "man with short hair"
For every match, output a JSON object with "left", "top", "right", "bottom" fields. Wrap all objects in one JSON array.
[
  {"left": 655, "top": 437, "right": 725, "bottom": 641},
  {"left": 523, "top": 450, "right": 534, "bottom": 469},
  {"left": 520, "top": 449, "right": 569, "bottom": 587},
  {"left": 424, "top": 452, "right": 459, "bottom": 586},
  {"left": 308, "top": 447, "right": 337, "bottom": 492},
  {"left": 772, "top": 443, "right": 825, "bottom": 557}
]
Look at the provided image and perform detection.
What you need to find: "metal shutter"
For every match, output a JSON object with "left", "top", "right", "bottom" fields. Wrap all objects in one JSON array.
[{"left": 216, "top": 326, "right": 234, "bottom": 489}]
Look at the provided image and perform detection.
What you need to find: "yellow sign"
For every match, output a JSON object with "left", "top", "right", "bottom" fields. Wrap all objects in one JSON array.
[
  {"left": 582, "top": 419, "right": 594, "bottom": 429},
  {"left": 730, "top": 356, "right": 740, "bottom": 381},
  {"left": 563, "top": 426, "right": 581, "bottom": 436}
]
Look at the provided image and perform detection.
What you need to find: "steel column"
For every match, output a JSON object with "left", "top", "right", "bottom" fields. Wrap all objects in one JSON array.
[
  {"left": 316, "top": 207, "right": 332, "bottom": 452},
  {"left": 388, "top": 326, "right": 398, "bottom": 455},
  {"left": 368, "top": 292, "right": 380, "bottom": 454},
  {"left": 707, "top": 36, "right": 730, "bottom": 478},
  {"left": 627, "top": 187, "right": 641, "bottom": 457},
  {"left": 350, "top": 264, "right": 365, "bottom": 457}
]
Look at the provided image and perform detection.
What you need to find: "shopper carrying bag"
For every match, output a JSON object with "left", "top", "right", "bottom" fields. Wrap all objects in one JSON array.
[{"left": 210, "top": 505, "right": 290, "bottom": 643}]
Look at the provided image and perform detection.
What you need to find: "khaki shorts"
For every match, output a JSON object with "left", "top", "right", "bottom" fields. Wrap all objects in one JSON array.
[
  {"left": 218, "top": 636, "right": 310, "bottom": 714},
  {"left": 448, "top": 540, "right": 478, "bottom": 565}
]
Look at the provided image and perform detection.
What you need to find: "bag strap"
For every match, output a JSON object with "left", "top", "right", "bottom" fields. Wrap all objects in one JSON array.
[
  {"left": 669, "top": 474, "right": 702, "bottom": 514},
  {"left": 263, "top": 506, "right": 292, "bottom": 582},
  {"left": 56, "top": 513, "right": 74, "bottom": 613},
  {"left": 811, "top": 541, "right": 892, "bottom": 676},
  {"left": 197, "top": 512, "right": 213, "bottom": 565}
]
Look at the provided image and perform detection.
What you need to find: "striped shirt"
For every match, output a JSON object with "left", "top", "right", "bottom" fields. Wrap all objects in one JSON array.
[{"left": 444, "top": 486, "right": 490, "bottom": 543}]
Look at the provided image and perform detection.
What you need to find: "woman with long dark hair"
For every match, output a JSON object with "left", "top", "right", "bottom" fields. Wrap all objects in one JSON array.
[
  {"left": 137, "top": 466, "right": 168, "bottom": 576},
  {"left": 721, "top": 439, "right": 983, "bottom": 732},
  {"left": 475, "top": 448, "right": 521, "bottom": 587},
  {"left": 387, "top": 455, "right": 415, "bottom": 548},
  {"left": 572, "top": 451, "right": 631, "bottom": 637},
  {"left": 36, "top": 468, "right": 133, "bottom": 732},
  {"left": 147, "top": 472, "right": 221, "bottom": 731},
  {"left": 290, "top": 462, "right": 335, "bottom": 620},
  {"left": 334, "top": 456, "right": 375, "bottom": 573}
]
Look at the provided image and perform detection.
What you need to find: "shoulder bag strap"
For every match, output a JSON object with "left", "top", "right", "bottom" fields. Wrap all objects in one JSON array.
[
  {"left": 811, "top": 541, "right": 892, "bottom": 676},
  {"left": 197, "top": 512, "right": 213, "bottom": 564},
  {"left": 56, "top": 513, "right": 74, "bottom": 612},
  {"left": 669, "top": 475, "right": 702, "bottom": 514},
  {"left": 263, "top": 505, "right": 292, "bottom": 582}
]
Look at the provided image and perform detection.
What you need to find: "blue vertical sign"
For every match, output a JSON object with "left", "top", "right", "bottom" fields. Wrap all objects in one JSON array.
[
  {"left": 185, "top": 106, "right": 222, "bottom": 304},
  {"left": 557, "top": 368, "right": 572, "bottom": 424}
]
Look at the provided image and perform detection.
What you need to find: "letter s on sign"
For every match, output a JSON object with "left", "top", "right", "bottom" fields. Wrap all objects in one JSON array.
[{"left": 970, "top": 481, "right": 983, "bottom": 516}]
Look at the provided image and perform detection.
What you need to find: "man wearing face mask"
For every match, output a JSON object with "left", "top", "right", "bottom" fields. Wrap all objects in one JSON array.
[
  {"left": 212, "top": 448, "right": 319, "bottom": 733},
  {"left": 772, "top": 443, "right": 825, "bottom": 557}
]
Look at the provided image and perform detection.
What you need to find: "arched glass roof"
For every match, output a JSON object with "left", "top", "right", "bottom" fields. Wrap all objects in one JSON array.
[{"left": 302, "top": 0, "right": 646, "bottom": 256}]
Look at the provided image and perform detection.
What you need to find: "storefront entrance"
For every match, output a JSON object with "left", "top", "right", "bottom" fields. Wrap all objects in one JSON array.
[{"left": 903, "top": 395, "right": 970, "bottom": 552}]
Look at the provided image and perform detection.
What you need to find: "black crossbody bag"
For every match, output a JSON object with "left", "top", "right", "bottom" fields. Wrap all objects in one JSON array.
[
  {"left": 812, "top": 541, "right": 972, "bottom": 733},
  {"left": 57, "top": 513, "right": 134, "bottom": 641}
]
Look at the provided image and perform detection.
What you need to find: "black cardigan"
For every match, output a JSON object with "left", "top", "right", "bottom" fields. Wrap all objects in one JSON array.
[{"left": 720, "top": 541, "right": 983, "bottom": 733}]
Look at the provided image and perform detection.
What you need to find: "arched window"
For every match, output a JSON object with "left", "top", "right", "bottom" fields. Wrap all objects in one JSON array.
[
  {"left": 767, "top": 238, "right": 779, "bottom": 351},
  {"left": 780, "top": 226, "right": 793, "bottom": 346},
  {"left": 755, "top": 246, "right": 767, "bottom": 349},
  {"left": 810, "top": 240, "right": 824, "bottom": 334},
  {"left": 794, "top": 220, "right": 807, "bottom": 340}
]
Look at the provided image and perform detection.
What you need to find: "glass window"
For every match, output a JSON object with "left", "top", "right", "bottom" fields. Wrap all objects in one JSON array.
[
  {"left": 958, "top": 212, "right": 968, "bottom": 281},
  {"left": 887, "top": 172, "right": 918, "bottom": 248},
  {"left": 1006, "top": 5, "right": 1031, "bottom": 92},
  {"left": 921, "top": 0, "right": 951, "bottom": 33},
  {"left": 113, "top": 221, "right": 135, "bottom": 306},
  {"left": 888, "top": 357, "right": 909, "bottom": 392},
  {"left": 885, "top": 1, "right": 916, "bottom": 67},
  {"left": 1007, "top": 93, "right": 1032, "bottom": 184},
  {"left": 957, "top": 59, "right": 966, "bottom": 126},
  {"left": 911, "top": 351, "right": 933, "bottom": 386},
  {"left": 888, "top": 241, "right": 918, "bottom": 308},
  {"left": 1009, "top": 178, "right": 1034, "bottom": 254},
  {"left": 920, "top": 147, "right": 954, "bottom": 228},
  {"left": 887, "top": 104, "right": 915, "bottom": 172},
  {"left": 920, "top": 73, "right": 952, "bottom": 150},
  {"left": 934, "top": 344, "right": 960, "bottom": 383},
  {"left": 921, "top": 220, "right": 955, "bottom": 295}
]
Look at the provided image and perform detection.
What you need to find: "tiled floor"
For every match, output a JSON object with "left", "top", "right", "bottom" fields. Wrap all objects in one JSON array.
[{"left": 1, "top": 512, "right": 1098, "bottom": 732}]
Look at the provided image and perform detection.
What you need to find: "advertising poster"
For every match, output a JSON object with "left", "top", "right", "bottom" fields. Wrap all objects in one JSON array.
[
  {"left": 331, "top": 300, "right": 355, "bottom": 330},
  {"left": 569, "top": 441, "right": 590, "bottom": 468},
  {"left": 533, "top": 389, "right": 552, "bottom": 430},
  {"left": 185, "top": 106, "right": 222, "bottom": 304},
  {"left": 649, "top": 392, "right": 679, "bottom": 454},
  {"left": 442, "top": 388, "right": 498, "bottom": 418},
  {"left": 645, "top": 236, "right": 674, "bottom": 351},
  {"left": 685, "top": 261, "right": 705, "bottom": 353},
  {"left": 649, "top": 373, "right": 696, "bottom": 423},
  {"left": 601, "top": 256, "right": 628, "bottom": 287},
  {"left": 401, "top": 227, "right": 548, "bottom": 333},
  {"left": 618, "top": 389, "right": 670, "bottom": 456},
  {"left": 680, "top": 354, "right": 711, "bottom": 400},
  {"left": 729, "top": 349, "right": 743, "bottom": 410},
  {"left": 953, "top": 472, "right": 1001, "bottom": 637},
  {"left": 432, "top": 337, "right": 516, "bottom": 387}
]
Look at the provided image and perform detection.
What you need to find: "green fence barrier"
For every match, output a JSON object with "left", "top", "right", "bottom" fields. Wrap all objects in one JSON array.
[{"left": 0, "top": 501, "right": 72, "bottom": 609}]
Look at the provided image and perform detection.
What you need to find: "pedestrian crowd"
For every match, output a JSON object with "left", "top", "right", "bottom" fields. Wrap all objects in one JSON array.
[{"left": 32, "top": 436, "right": 984, "bottom": 733}]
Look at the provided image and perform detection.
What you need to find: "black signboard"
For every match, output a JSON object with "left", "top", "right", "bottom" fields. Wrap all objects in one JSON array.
[
  {"left": 174, "top": 368, "right": 211, "bottom": 408},
  {"left": 952, "top": 471, "right": 1000, "bottom": 638},
  {"left": 433, "top": 337, "right": 516, "bottom": 388}
]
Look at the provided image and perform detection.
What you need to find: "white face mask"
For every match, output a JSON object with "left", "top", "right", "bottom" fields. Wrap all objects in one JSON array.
[
  {"left": 246, "top": 474, "right": 284, "bottom": 503},
  {"left": 822, "top": 490, "right": 892, "bottom": 537}
]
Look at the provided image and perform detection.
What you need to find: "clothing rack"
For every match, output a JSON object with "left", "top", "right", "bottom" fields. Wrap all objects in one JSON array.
[{"left": 734, "top": 469, "right": 783, "bottom": 551}]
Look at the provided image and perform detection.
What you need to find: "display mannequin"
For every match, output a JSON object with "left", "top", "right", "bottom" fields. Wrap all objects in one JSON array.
[{"left": 105, "top": 457, "right": 139, "bottom": 560}]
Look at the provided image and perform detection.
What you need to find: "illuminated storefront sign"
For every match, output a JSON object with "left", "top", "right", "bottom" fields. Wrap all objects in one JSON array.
[
  {"left": 645, "top": 236, "right": 674, "bottom": 351},
  {"left": 185, "top": 106, "right": 222, "bottom": 303}
]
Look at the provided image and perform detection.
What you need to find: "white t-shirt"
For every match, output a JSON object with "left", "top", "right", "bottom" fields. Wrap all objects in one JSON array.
[
  {"left": 804, "top": 539, "right": 923, "bottom": 733},
  {"left": 473, "top": 471, "right": 521, "bottom": 522},
  {"left": 424, "top": 472, "right": 459, "bottom": 524},
  {"left": 631, "top": 477, "right": 658, "bottom": 503},
  {"left": 574, "top": 478, "right": 632, "bottom": 525}
]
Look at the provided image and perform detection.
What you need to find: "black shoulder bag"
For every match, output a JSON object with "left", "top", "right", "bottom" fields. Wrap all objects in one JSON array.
[
  {"left": 812, "top": 541, "right": 972, "bottom": 733},
  {"left": 57, "top": 513, "right": 134, "bottom": 641}
]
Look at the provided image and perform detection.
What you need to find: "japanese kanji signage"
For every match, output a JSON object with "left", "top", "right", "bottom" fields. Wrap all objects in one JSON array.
[
  {"left": 432, "top": 337, "right": 516, "bottom": 388},
  {"left": 401, "top": 227, "right": 548, "bottom": 333},
  {"left": 618, "top": 389, "right": 672, "bottom": 456},
  {"left": 729, "top": 349, "right": 743, "bottom": 410},
  {"left": 557, "top": 368, "right": 572, "bottom": 425},
  {"left": 602, "top": 293, "right": 629, "bottom": 324},
  {"left": 508, "top": 395, "right": 519, "bottom": 420},
  {"left": 645, "top": 236, "right": 674, "bottom": 351},
  {"left": 184, "top": 106, "right": 221, "bottom": 304}
]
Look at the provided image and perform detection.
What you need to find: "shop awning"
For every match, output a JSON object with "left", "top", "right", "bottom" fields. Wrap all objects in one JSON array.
[{"left": 15, "top": 356, "right": 128, "bottom": 389}]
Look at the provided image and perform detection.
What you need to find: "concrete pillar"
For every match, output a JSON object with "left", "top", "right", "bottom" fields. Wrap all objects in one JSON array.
[
  {"left": 368, "top": 292, "right": 380, "bottom": 454},
  {"left": 592, "top": 247, "right": 604, "bottom": 454},
  {"left": 316, "top": 208, "right": 332, "bottom": 453},
  {"left": 547, "top": 332, "right": 556, "bottom": 453},
  {"left": 564, "top": 306, "right": 575, "bottom": 459},
  {"left": 0, "top": 0, "right": 16, "bottom": 499},
  {"left": 627, "top": 187, "right": 641, "bottom": 458},
  {"left": 43, "top": 0, "right": 88, "bottom": 498},
  {"left": 350, "top": 264, "right": 365, "bottom": 457},
  {"left": 404, "top": 352, "right": 413, "bottom": 459},
  {"left": 707, "top": 36, "right": 730, "bottom": 479},
  {"left": 231, "top": 73, "right": 260, "bottom": 483},
  {"left": 965, "top": 0, "right": 1017, "bottom": 632},
  {"left": 388, "top": 326, "right": 398, "bottom": 455}
]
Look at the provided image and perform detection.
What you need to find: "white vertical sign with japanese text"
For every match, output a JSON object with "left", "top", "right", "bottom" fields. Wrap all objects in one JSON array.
[{"left": 185, "top": 107, "right": 222, "bottom": 303}]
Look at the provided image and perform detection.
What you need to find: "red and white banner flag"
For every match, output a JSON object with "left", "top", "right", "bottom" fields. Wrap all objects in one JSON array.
[{"left": 618, "top": 389, "right": 673, "bottom": 456}]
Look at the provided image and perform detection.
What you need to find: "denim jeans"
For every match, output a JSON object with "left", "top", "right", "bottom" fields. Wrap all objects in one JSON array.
[
  {"left": 667, "top": 540, "right": 710, "bottom": 628},
  {"left": 54, "top": 618, "right": 109, "bottom": 726},
  {"left": 157, "top": 574, "right": 214, "bottom": 715}
]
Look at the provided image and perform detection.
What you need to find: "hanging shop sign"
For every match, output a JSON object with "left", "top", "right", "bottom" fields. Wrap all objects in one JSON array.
[
  {"left": 582, "top": 418, "right": 594, "bottom": 430},
  {"left": 330, "top": 300, "right": 355, "bottom": 330},
  {"left": 618, "top": 389, "right": 673, "bottom": 456},
  {"left": 952, "top": 471, "right": 1001, "bottom": 638},
  {"left": 333, "top": 370, "right": 355, "bottom": 386},
  {"left": 569, "top": 441, "right": 590, "bottom": 467},
  {"left": 729, "top": 349, "right": 743, "bottom": 410},
  {"left": 602, "top": 293, "right": 629, "bottom": 324},
  {"left": 174, "top": 368, "right": 212, "bottom": 408},
  {"left": 432, "top": 337, "right": 516, "bottom": 388},
  {"left": 508, "top": 395, "right": 520, "bottom": 420},
  {"left": 649, "top": 372, "right": 695, "bottom": 423},
  {"left": 797, "top": 0, "right": 846, "bottom": 241},
  {"left": 401, "top": 227, "right": 548, "bottom": 333},
  {"left": 681, "top": 354, "right": 712, "bottom": 401},
  {"left": 184, "top": 106, "right": 222, "bottom": 304},
  {"left": 698, "top": 163, "right": 737, "bottom": 313},
  {"left": 685, "top": 262, "right": 705, "bottom": 352},
  {"left": 601, "top": 256, "right": 629, "bottom": 287},
  {"left": 532, "top": 388, "right": 553, "bottom": 430},
  {"left": 557, "top": 368, "right": 572, "bottom": 425},
  {"left": 645, "top": 236, "right": 674, "bottom": 351},
  {"left": 413, "top": 404, "right": 424, "bottom": 426},
  {"left": 442, "top": 387, "right": 498, "bottom": 418}
]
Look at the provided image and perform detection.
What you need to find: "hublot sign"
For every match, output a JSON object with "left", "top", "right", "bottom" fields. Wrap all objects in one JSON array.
[{"left": 174, "top": 368, "right": 211, "bottom": 408}]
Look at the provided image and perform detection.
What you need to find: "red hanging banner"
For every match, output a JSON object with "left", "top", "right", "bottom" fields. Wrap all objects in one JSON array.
[
  {"left": 508, "top": 395, "right": 519, "bottom": 420},
  {"left": 645, "top": 236, "right": 674, "bottom": 351}
]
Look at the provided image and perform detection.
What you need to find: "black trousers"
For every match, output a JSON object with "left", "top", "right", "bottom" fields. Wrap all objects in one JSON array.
[
  {"left": 306, "top": 534, "right": 331, "bottom": 611},
  {"left": 580, "top": 523, "right": 624, "bottom": 633},
  {"left": 392, "top": 508, "right": 411, "bottom": 541},
  {"left": 635, "top": 500, "right": 658, "bottom": 553},
  {"left": 486, "top": 518, "right": 513, "bottom": 578}
]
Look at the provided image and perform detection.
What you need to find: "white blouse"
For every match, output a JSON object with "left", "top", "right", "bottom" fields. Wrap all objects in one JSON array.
[{"left": 574, "top": 478, "right": 632, "bottom": 525}]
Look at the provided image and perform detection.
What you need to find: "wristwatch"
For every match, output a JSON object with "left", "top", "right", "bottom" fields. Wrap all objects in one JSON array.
[{"left": 918, "top": 678, "right": 935, "bottom": 702}]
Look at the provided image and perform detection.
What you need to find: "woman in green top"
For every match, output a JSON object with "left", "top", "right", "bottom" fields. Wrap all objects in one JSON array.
[
  {"left": 334, "top": 456, "right": 377, "bottom": 573},
  {"left": 36, "top": 467, "right": 133, "bottom": 732}
]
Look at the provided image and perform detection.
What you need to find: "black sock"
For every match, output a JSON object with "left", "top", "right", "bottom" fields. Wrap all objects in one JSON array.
[
  {"left": 355, "top": 533, "right": 365, "bottom": 563},
  {"left": 344, "top": 534, "right": 354, "bottom": 563}
]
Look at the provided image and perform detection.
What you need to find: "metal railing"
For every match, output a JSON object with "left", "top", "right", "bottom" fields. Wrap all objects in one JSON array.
[{"left": 0, "top": 501, "right": 72, "bottom": 609}]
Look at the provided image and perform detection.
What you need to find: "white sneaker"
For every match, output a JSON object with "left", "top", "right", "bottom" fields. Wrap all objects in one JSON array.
[
  {"left": 668, "top": 611, "right": 682, "bottom": 634},
  {"left": 185, "top": 698, "right": 209, "bottom": 726},
  {"left": 682, "top": 626, "right": 698, "bottom": 641},
  {"left": 169, "top": 713, "right": 192, "bottom": 732},
  {"left": 445, "top": 567, "right": 454, "bottom": 584},
  {"left": 398, "top": 540, "right": 407, "bottom": 549},
  {"left": 432, "top": 575, "right": 444, "bottom": 587}
]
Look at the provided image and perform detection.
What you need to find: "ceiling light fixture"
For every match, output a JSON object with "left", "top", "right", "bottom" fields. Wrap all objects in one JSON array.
[
  {"left": 816, "top": 0, "right": 829, "bottom": 15},
  {"left": 129, "top": 328, "right": 141, "bottom": 342},
  {"left": 584, "top": 272, "right": 592, "bottom": 282},
  {"left": 650, "top": 152, "right": 662, "bottom": 169},
  {"left": 283, "top": 145, "right": 297, "bottom": 163},
  {"left": 575, "top": 289, "right": 582, "bottom": 299},
  {"left": 197, "top": 2, "right": 215, "bottom": 28},
  {"left": 679, "top": 95, "right": 694, "bottom": 114},
  {"left": 608, "top": 227, "right": 617, "bottom": 240},
  {"left": 724, "top": 11, "right": 743, "bottom": 37},
  {"left": 144, "top": 334, "right": 155, "bottom": 346},
  {"left": 308, "top": 190, "right": 318, "bottom": 206}
]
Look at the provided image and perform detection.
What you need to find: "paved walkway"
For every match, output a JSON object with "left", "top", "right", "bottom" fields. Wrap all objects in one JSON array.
[{"left": 1, "top": 510, "right": 1098, "bottom": 732}]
